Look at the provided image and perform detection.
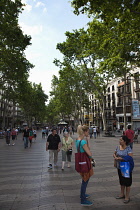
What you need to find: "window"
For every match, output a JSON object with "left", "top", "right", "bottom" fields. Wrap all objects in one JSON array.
[
  {"left": 112, "top": 93, "right": 115, "bottom": 100},
  {"left": 108, "top": 95, "right": 110, "bottom": 100},
  {"left": 112, "top": 85, "right": 114, "bottom": 91}
]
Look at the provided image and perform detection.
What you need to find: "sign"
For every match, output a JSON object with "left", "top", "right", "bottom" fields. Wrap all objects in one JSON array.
[
  {"left": 132, "top": 100, "right": 140, "bottom": 118},
  {"left": 89, "top": 113, "right": 93, "bottom": 122}
]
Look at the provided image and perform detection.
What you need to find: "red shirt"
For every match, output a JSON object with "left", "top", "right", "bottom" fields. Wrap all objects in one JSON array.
[
  {"left": 11, "top": 130, "right": 17, "bottom": 135},
  {"left": 124, "top": 129, "right": 135, "bottom": 143}
]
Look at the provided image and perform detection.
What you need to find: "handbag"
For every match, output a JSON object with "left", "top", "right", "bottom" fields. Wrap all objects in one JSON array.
[
  {"left": 67, "top": 149, "right": 72, "bottom": 155},
  {"left": 75, "top": 140, "right": 91, "bottom": 173},
  {"left": 120, "top": 161, "right": 130, "bottom": 178}
]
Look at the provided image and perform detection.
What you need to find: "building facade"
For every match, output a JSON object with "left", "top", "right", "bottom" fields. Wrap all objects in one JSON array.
[
  {"left": 88, "top": 68, "right": 140, "bottom": 131},
  {"left": 0, "top": 90, "right": 23, "bottom": 129}
]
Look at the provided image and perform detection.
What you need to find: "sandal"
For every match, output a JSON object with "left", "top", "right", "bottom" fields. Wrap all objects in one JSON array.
[
  {"left": 124, "top": 198, "right": 130, "bottom": 203},
  {"left": 116, "top": 195, "right": 125, "bottom": 199}
]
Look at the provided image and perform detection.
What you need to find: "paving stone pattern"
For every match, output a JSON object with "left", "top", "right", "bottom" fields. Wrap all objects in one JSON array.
[{"left": 0, "top": 131, "right": 140, "bottom": 210}]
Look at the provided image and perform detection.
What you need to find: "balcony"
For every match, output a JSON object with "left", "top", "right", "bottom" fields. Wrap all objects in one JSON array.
[
  {"left": 134, "top": 87, "right": 140, "bottom": 92},
  {"left": 116, "top": 106, "right": 131, "bottom": 114},
  {"left": 112, "top": 105, "right": 116, "bottom": 110},
  {"left": 117, "top": 102, "right": 123, "bottom": 106}
]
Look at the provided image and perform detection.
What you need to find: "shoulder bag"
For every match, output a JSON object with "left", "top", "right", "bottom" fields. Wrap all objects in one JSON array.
[{"left": 75, "top": 140, "right": 91, "bottom": 173}]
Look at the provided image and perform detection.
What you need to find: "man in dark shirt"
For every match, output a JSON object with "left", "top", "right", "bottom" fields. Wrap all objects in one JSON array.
[
  {"left": 23, "top": 126, "right": 30, "bottom": 149},
  {"left": 46, "top": 128, "right": 61, "bottom": 169}
]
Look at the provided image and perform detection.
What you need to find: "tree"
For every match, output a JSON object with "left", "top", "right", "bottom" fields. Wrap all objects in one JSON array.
[
  {"left": 17, "top": 81, "right": 48, "bottom": 126},
  {"left": 50, "top": 63, "right": 90, "bottom": 127},
  {"left": 70, "top": 0, "right": 140, "bottom": 129},
  {"left": 55, "top": 28, "right": 116, "bottom": 130},
  {"left": 0, "top": 0, "right": 34, "bottom": 91}
]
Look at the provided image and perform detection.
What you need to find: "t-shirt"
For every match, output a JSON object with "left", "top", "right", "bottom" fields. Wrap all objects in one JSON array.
[
  {"left": 6, "top": 130, "right": 11, "bottom": 137},
  {"left": 115, "top": 145, "right": 132, "bottom": 169},
  {"left": 75, "top": 140, "right": 87, "bottom": 153},
  {"left": 33, "top": 130, "right": 36, "bottom": 134},
  {"left": 29, "top": 130, "right": 33, "bottom": 136},
  {"left": 47, "top": 134, "right": 61, "bottom": 150},
  {"left": 93, "top": 127, "right": 96, "bottom": 132},
  {"left": 124, "top": 129, "right": 134, "bottom": 143},
  {"left": 11, "top": 130, "right": 16, "bottom": 135},
  {"left": 23, "top": 129, "right": 30, "bottom": 137}
]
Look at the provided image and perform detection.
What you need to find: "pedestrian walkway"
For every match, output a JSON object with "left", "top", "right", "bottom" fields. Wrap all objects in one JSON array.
[{"left": 0, "top": 131, "right": 140, "bottom": 210}]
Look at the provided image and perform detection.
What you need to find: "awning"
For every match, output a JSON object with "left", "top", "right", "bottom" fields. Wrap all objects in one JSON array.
[{"left": 58, "top": 121, "right": 68, "bottom": 125}]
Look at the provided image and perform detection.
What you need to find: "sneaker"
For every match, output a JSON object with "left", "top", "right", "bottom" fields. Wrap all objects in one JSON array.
[
  {"left": 12, "top": 143, "right": 15, "bottom": 146},
  {"left": 48, "top": 164, "right": 52, "bottom": 169},
  {"left": 80, "top": 194, "right": 90, "bottom": 199},
  {"left": 81, "top": 200, "right": 93, "bottom": 206}
]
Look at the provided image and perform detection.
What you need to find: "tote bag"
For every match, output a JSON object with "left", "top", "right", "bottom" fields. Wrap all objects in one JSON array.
[
  {"left": 75, "top": 140, "right": 91, "bottom": 173},
  {"left": 120, "top": 162, "right": 130, "bottom": 178}
]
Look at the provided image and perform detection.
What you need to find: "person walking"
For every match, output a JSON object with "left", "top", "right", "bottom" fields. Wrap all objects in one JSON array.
[
  {"left": 124, "top": 125, "right": 135, "bottom": 149},
  {"left": 113, "top": 135, "right": 134, "bottom": 204},
  {"left": 33, "top": 128, "right": 37, "bottom": 142},
  {"left": 5, "top": 128, "right": 11, "bottom": 145},
  {"left": 76, "top": 125, "right": 94, "bottom": 206},
  {"left": 42, "top": 128, "right": 46, "bottom": 138},
  {"left": 11, "top": 128, "right": 17, "bottom": 146},
  {"left": 45, "top": 127, "right": 49, "bottom": 137},
  {"left": 89, "top": 127, "right": 93, "bottom": 138},
  {"left": 72, "top": 126, "right": 75, "bottom": 135},
  {"left": 61, "top": 132, "right": 74, "bottom": 170},
  {"left": 23, "top": 126, "right": 30, "bottom": 149},
  {"left": 46, "top": 128, "right": 61, "bottom": 169},
  {"left": 93, "top": 127, "right": 97, "bottom": 139},
  {"left": 96, "top": 127, "right": 100, "bottom": 137},
  {"left": 29, "top": 128, "right": 34, "bottom": 147}
]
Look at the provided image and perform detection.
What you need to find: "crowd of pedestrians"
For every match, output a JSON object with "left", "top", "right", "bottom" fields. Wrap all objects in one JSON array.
[
  {"left": 44, "top": 124, "right": 136, "bottom": 206},
  {"left": 0, "top": 123, "right": 138, "bottom": 207}
]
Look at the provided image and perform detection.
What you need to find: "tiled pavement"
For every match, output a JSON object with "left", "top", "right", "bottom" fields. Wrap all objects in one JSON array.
[{"left": 0, "top": 131, "right": 140, "bottom": 210}]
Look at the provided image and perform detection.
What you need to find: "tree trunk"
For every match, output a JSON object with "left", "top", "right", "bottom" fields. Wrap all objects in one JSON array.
[
  {"left": 123, "top": 74, "right": 127, "bottom": 131},
  {"left": 99, "top": 99, "right": 107, "bottom": 131},
  {"left": 11, "top": 100, "right": 16, "bottom": 128}
]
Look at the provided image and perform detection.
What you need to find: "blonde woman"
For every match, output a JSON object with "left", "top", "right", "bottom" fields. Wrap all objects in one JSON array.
[
  {"left": 61, "top": 132, "right": 74, "bottom": 170},
  {"left": 76, "top": 125, "right": 94, "bottom": 207}
]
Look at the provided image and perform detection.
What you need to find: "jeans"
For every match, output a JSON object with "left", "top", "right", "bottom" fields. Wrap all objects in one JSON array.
[
  {"left": 129, "top": 142, "right": 133, "bottom": 149},
  {"left": 94, "top": 132, "right": 96, "bottom": 138},
  {"left": 80, "top": 179, "right": 89, "bottom": 202},
  {"left": 24, "top": 137, "right": 29, "bottom": 148}
]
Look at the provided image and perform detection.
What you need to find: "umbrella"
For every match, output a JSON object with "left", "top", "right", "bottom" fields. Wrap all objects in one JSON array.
[{"left": 58, "top": 121, "right": 68, "bottom": 125}]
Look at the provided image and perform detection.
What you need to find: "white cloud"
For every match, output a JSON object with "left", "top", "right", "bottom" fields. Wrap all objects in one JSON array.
[
  {"left": 43, "top": 8, "right": 47, "bottom": 13},
  {"left": 25, "top": 4, "right": 32, "bottom": 12},
  {"left": 29, "top": 69, "right": 59, "bottom": 97},
  {"left": 35, "top": 2, "right": 45, "bottom": 8},
  {"left": 21, "top": 0, "right": 32, "bottom": 12},
  {"left": 19, "top": 22, "right": 43, "bottom": 36}
]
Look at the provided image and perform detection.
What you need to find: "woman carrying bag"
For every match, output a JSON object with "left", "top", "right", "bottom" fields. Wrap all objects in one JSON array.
[
  {"left": 61, "top": 132, "right": 74, "bottom": 170},
  {"left": 75, "top": 125, "right": 94, "bottom": 207},
  {"left": 113, "top": 135, "right": 134, "bottom": 204}
]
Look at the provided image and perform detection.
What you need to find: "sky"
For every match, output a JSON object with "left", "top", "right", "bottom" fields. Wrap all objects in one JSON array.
[{"left": 19, "top": 0, "right": 90, "bottom": 100}]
